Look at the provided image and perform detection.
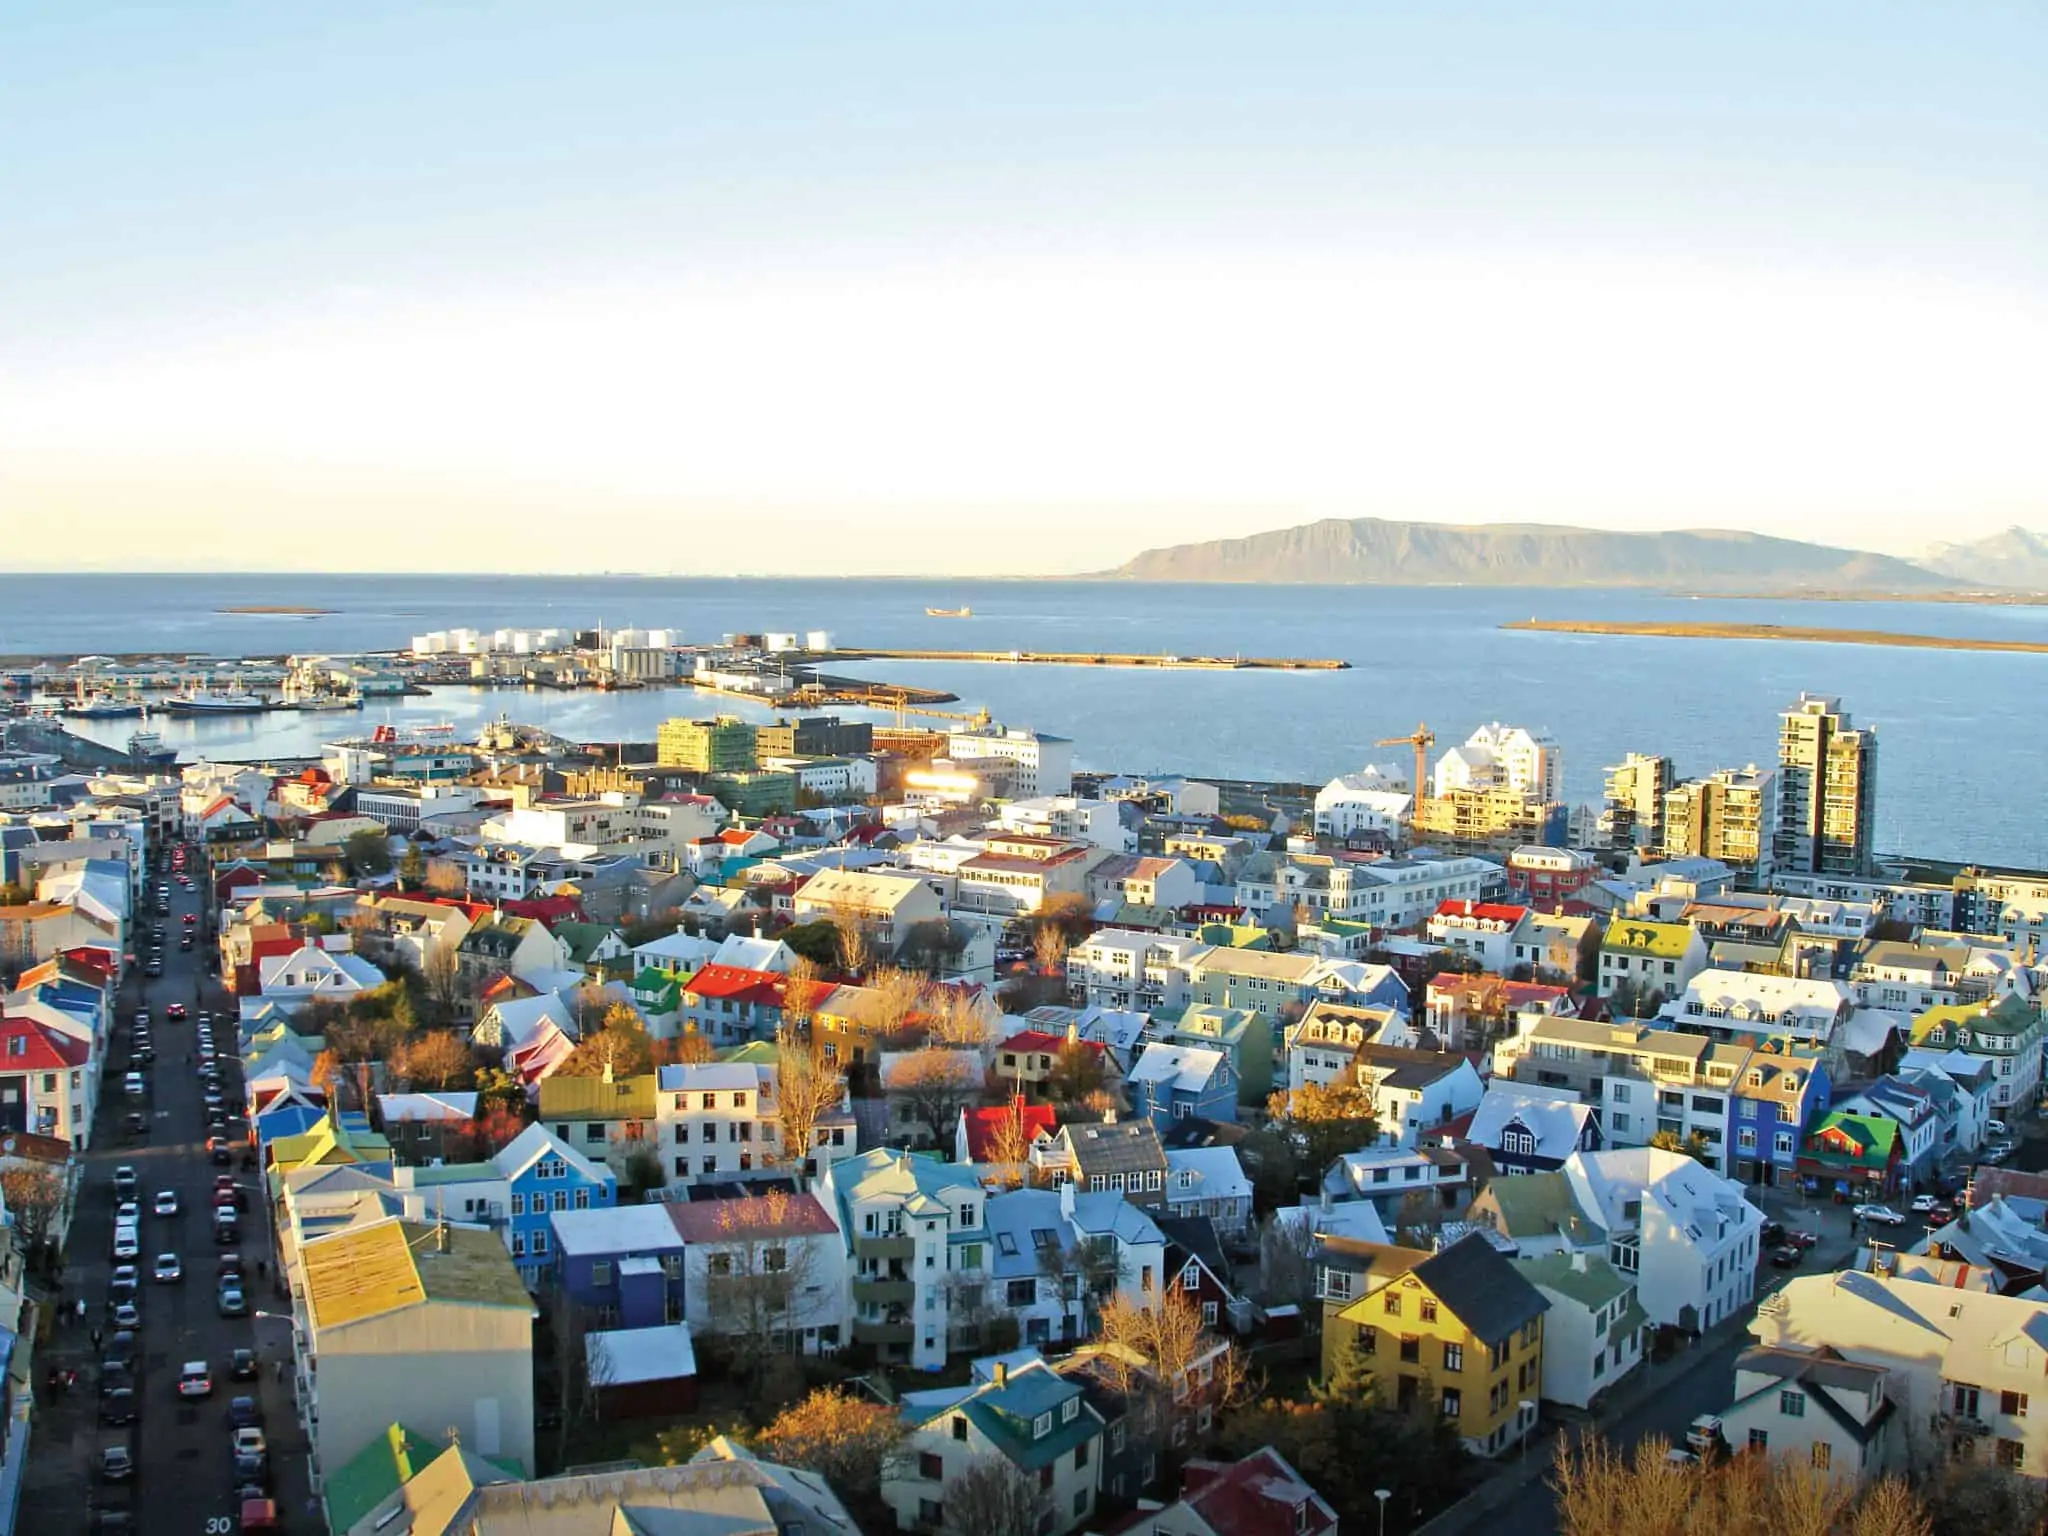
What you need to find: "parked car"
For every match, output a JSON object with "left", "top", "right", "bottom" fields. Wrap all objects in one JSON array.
[
  {"left": 153, "top": 1253, "right": 183, "bottom": 1284},
  {"left": 232, "top": 1427, "right": 267, "bottom": 1460},
  {"left": 217, "top": 1284, "right": 248, "bottom": 1318},
  {"left": 153, "top": 1190, "right": 180, "bottom": 1217},
  {"left": 1853, "top": 1204, "right": 1907, "bottom": 1228},
  {"left": 227, "top": 1396, "right": 261, "bottom": 1430},
  {"left": 178, "top": 1361, "right": 213, "bottom": 1399},
  {"left": 98, "top": 1389, "right": 139, "bottom": 1426},
  {"left": 1767, "top": 1244, "right": 1803, "bottom": 1269},
  {"left": 1786, "top": 1229, "right": 1819, "bottom": 1249},
  {"left": 112, "top": 1166, "right": 138, "bottom": 1197},
  {"left": 110, "top": 1301, "right": 140, "bottom": 1330},
  {"left": 228, "top": 1348, "right": 259, "bottom": 1382},
  {"left": 100, "top": 1446, "right": 135, "bottom": 1483},
  {"left": 1910, "top": 1193, "right": 1939, "bottom": 1213},
  {"left": 1760, "top": 1221, "right": 1787, "bottom": 1246}
]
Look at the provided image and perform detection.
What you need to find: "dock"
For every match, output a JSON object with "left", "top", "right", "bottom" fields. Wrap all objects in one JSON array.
[{"left": 829, "top": 648, "right": 1348, "bottom": 671}]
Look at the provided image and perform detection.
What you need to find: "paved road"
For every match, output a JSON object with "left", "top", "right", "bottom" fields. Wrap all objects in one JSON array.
[{"left": 27, "top": 846, "right": 314, "bottom": 1535}]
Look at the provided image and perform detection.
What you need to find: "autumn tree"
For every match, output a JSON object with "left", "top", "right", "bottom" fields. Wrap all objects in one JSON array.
[
  {"left": 922, "top": 984, "right": 996, "bottom": 1049},
  {"left": 457, "top": 1098, "right": 531, "bottom": 1158},
  {"left": 655, "top": 1028, "right": 715, "bottom": 1066},
  {"left": 1032, "top": 919, "right": 1070, "bottom": 982},
  {"left": 1649, "top": 1128, "right": 1714, "bottom": 1165},
  {"left": 0, "top": 1164, "right": 67, "bottom": 1258},
  {"left": 890, "top": 1046, "right": 981, "bottom": 1146},
  {"left": 774, "top": 1021, "right": 844, "bottom": 1187},
  {"left": 474, "top": 1065, "right": 525, "bottom": 1115},
  {"left": 941, "top": 1459, "right": 1048, "bottom": 1536},
  {"left": 424, "top": 860, "right": 468, "bottom": 896},
  {"left": 983, "top": 1099, "right": 1045, "bottom": 1188},
  {"left": 825, "top": 903, "right": 878, "bottom": 977},
  {"left": 782, "top": 955, "right": 824, "bottom": 1033},
  {"left": 751, "top": 1386, "right": 909, "bottom": 1507},
  {"left": 1091, "top": 1290, "right": 1252, "bottom": 1450},
  {"left": 867, "top": 966, "right": 929, "bottom": 1043},
  {"left": 1266, "top": 1081, "right": 1380, "bottom": 1174},
  {"left": 312, "top": 1048, "right": 344, "bottom": 1102},
  {"left": 394, "top": 1029, "right": 475, "bottom": 1091}
]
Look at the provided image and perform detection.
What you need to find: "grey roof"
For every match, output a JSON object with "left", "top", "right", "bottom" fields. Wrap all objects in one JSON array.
[
  {"left": 1411, "top": 1232, "right": 1549, "bottom": 1346},
  {"left": 1354, "top": 1043, "right": 1470, "bottom": 1092},
  {"left": 1729, "top": 1344, "right": 1896, "bottom": 1447},
  {"left": 1156, "top": 1214, "right": 1234, "bottom": 1290},
  {"left": 1062, "top": 1121, "right": 1168, "bottom": 1178}
]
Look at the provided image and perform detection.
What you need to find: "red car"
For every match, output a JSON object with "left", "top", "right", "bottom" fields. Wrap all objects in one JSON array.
[
  {"left": 166, "top": 1003, "right": 186, "bottom": 1021},
  {"left": 182, "top": 913, "right": 198, "bottom": 926},
  {"left": 1786, "top": 1230, "right": 1820, "bottom": 1250}
]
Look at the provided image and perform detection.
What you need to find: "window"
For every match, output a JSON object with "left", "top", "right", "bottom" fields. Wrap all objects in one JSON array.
[
  {"left": 1033, "top": 1412, "right": 1053, "bottom": 1439},
  {"left": 591, "top": 1261, "right": 612, "bottom": 1285},
  {"left": 1443, "top": 1342, "right": 1463, "bottom": 1373},
  {"left": 532, "top": 1230, "right": 549, "bottom": 1255},
  {"left": 919, "top": 1499, "right": 943, "bottom": 1527},
  {"left": 1441, "top": 1387, "right": 1461, "bottom": 1419},
  {"left": 510, "top": 1193, "right": 526, "bottom": 1216},
  {"left": 1384, "top": 1293, "right": 1402, "bottom": 1317},
  {"left": 1420, "top": 1299, "right": 1439, "bottom": 1324},
  {"left": 952, "top": 1415, "right": 969, "bottom": 1442},
  {"left": 1748, "top": 1429, "right": 1769, "bottom": 1453},
  {"left": 1399, "top": 1336, "right": 1421, "bottom": 1364},
  {"left": 1182, "top": 1263, "right": 1201, "bottom": 1291},
  {"left": 919, "top": 1452, "right": 944, "bottom": 1480},
  {"left": 2005, "top": 1391, "right": 2031, "bottom": 1419},
  {"left": 574, "top": 1188, "right": 591, "bottom": 1209},
  {"left": 1997, "top": 1439, "right": 2025, "bottom": 1470},
  {"left": 1202, "top": 1300, "right": 1218, "bottom": 1326},
  {"left": 511, "top": 1234, "right": 526, "bottom": 1257},
  {"left": 1810, "top": 1443, "right": 1831, "bottom": 1471},
  {"left": 1780, "top": 1390, "right": 1805, "bottom": 1418},
  {"left": 674, "top": 1123, "right": 690, "bottom": 1144},
  {"left": 1008, "top": 1279, "right": 1037, "bottom": 1307},
  {"left": 1073, "top": 1489, "right": 1089, "bottom": 1518}
]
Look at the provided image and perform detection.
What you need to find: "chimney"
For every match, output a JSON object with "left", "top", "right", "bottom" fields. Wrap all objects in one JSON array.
[
  {"left": 1067, "top": 1019, "right": 1080, "bottom": 1046},
  {"left": 1101, "top": 1105, "right": 1117, "bottom": 1125},
  {"left": 994, "top": 1362, "right": 1008, "bottom": 1388},
  {"left": 602, "top": 1058, "right": 614, "bottom": 1085},
  {"left": 1569, "top": 1251, "right": 1587, "bottom": 1273},
  {"left": 1060, "top": 1180, "right": 1076, "bottom": 1221}
]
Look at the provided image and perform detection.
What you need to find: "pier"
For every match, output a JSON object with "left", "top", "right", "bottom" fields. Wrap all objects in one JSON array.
[
  {"left": 829, "top": 648, "right": 1349, "bottom": 670},
  {"left": 1502, "top": 619, "right": 2048, "bottom": 656}
]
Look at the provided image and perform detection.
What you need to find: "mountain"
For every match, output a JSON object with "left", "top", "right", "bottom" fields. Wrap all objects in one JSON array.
[
  {"left": 1920, "top": 527, "right": 2048, "bottom": 588},
  {"left": 1105, "top": 517, "right": 1954, "bottom": 589}
]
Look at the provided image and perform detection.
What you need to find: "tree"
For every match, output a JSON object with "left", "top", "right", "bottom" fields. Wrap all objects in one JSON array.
[
  {"left": 1044, "top": 1040, "right": 1106, "bottom": 1104},
  {"left": 474, "top": 1065, "right": 525, "bottom": 1115},
  {"left": 1037, "top": 1232, "right": 1124, "bottom": 1338},
  {"left": 1257, "top": 1211, "right": 1320, "bottom": 1322},
  {"left": 1032, "top": 919, "right": 1070, "bottom": 982},
  {"left": 394, "top": 1029, "right": 475, "bottom": 1091},
  {"left": 421, "top": 941, "right": 464, "bottom": 1020},
  {"left": 891, "top": 1046, "right": 981, "bottom": 1146},
  {"left": 898, "top": 918, "right": 967, "bottom": 976},
  {"left": 1092, "top": 1290, "right": 1252, "bottom": 1451},
  {"left": 0, "top": 1163, "right": 67, "bottom": 1258},
  {"left": 701, "top": 1188, "right": 820, "bottom": 1371},
  {"left": 1266, "top": 1081, "right": 1380, "bottom": 1174},
  {"left": 621, "top": 1143, "right": 665, "bottom": 1201},
  {"left": 312, "top": 1048, "right": 344, "bottom": 1102},
  {"left": 825, "top": 904, "right": 878, "bottom": 977},
  {"left": 1237, "top": 1127, "right": 1304, "bottom": 1213},
  {"left": 1552, "top": 1432, "right": 1938, "bottom": 1536},
  {"left": 983, "top": 1098, "right": 1044, "bottom": 1188},
  {"left": 424, "top": 859, "right": 468, "bottom": 895},
  {"left": 780, "top": 920, "right": 841, "bottom": 968},
  {"left": 782, "top": 955, "right": 824, "bottom": 1034},
  {"left": 549, "top": 1284, "right": 615, "bottom": 1464},
  {"left": 456, "top": 1098, "right": 530, "bottom": 1158},
  {"left": 751, "top": 1386, "right": 909, "bottom": 1506},
  {"left": 775, "top": 1021, "right": 844, "bottom": 1187},
  {"left": 398, "top": 843, "right": 426, "bottom": 890},
  {"left": 344, "top": 829, "right": 393, "bottom": 876},
  {"left": 1649, "top": 1128, "right": 1714, "bottom": 1165},
  {"left": 940, "top": 1459, "right": 1049, "bottom": 1536},
  {"left": 658, "top": 1028, "right": 715, "bottom": 1065},
  {"left": 866, "top": 966, "right": 929, "bottom": 1043},
  {"left": 922, "top": 984, "right": 996, "bottom": 1049},
  {"left": 557, "top": 1013, "right": 656, "bottom": 1079}
]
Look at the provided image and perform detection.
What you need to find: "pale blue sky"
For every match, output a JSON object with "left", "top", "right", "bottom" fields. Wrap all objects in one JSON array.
[{"left": 4, "top": 2, "right": 2043, "bottom": 572}]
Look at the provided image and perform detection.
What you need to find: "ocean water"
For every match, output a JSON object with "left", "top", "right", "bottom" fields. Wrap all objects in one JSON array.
[{"left": 3, "top": 573, "right": 2043, "bottom": 866}]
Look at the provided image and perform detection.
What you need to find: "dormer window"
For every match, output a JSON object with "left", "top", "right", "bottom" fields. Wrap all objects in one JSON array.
[
  {"left": 1033, "top": 1411, "right": 1052, "bottom": 1438},
  {"left": 1062, "top": 1397, "right": 1079, "bottom": 1423}
]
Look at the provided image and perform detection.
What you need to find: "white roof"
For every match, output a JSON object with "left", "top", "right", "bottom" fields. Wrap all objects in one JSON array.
[
  {"left": 547, "top": 1203, "right": 681, "bottom": 1257},
  {"left": 656, "top": 1062, "right": 764, "bottom": 1093},
  {"left": 1164, "top": 1146, "right": 1252, "bottom": 1203},
  {"left": 1467, "top": 1082, "right": 1595, "bottom": 1161},
  {"left": 711, "top": 934, "right": 790, "bottom": 973},
  {"left": 586, "top": 1324, "right": 696, "bottom": 1386},
  {"left": 633, "top": 931, "right": 720, "bottom": 968},
  {"left": 1128, "top": 1043, "right": 1227, "bottom": 1093},
  {"left": 481, "top": 993, "right": 575, "bottom": 1048},
  {"left": 376, "top": 1091, "right": 477, "bottom": 1125}
]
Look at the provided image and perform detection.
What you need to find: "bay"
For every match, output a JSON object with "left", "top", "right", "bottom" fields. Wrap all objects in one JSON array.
[{"left": 3, "top": 574, "right": 2042, "bottom": 867}]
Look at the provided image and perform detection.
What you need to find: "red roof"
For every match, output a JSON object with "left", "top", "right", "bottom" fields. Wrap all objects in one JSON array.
[
  {"left": 57, "top": 946, "right": 116, "bottom": 981},
  {"left": 682, "top": 964, "right": 788, "bottom": 1008},
  {"left": 1001, "top": 1030, "right": 1099, "bottom": 1057},
  {"left": 716, "top": 828, "right": 757, "bottom": 846},
  {"left": 0, "top": 1017, "right": 91, "bottom": 1070},
  {"left": 296, "top": 766, "right": 333, "bottom": 785},
  {"left": 1431, "top": 899, "right": 1530, "bottom": 925},
  {"left": 1177, "top": 1450, "right": 1336, "bottom": 1536},
  {"left": 501, "top": 895, "right": 584, "bottom": 925},
  {"left": 665, "top": 1191, "right": 839, "bottom": 1243},
  {"left": 959, "top": 1100, "right": 1058, "bottom": 1160}
]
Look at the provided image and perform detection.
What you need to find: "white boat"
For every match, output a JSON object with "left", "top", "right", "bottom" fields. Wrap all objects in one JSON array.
[
  {"left": 126, "top": 729, "right": 176, "bottom": 763},
  {"left": 166, "top": 689, "right": 269, "bottom": 715},
  {"left": 66, "top": 691, "right": 143, "bottom": 719}
]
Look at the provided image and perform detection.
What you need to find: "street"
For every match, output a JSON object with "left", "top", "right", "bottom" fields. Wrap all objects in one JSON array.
[{"left": 26, "top": 846, "right": 314, "bottom": 1535}]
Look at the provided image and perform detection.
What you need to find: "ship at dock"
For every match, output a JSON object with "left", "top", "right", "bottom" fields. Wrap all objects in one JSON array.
[
  {"left": 165, "top": 687, "right": 270, "bottom": 715},
  {"left": 64, "top": 691, "right": 143, "bottom": 719}
]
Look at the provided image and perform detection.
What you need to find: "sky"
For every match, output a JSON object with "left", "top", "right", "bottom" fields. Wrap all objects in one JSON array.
[{"left": 3, "top": 1, "right": 2044, "bottom": 575}]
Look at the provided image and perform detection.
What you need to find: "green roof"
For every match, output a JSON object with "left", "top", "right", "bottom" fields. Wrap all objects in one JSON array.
[
  {"left": 324, "top": 1423, "right": 441, "bottom": 1533},
  {"left": 947, "top": 1369, "right": 1098, "bottom": 1472},
  {"left": 721, "top": 1039, "right": 780, "bottom": 1066},
  {"left": 404, "top": 1161, "right": 494, "bottom": 1186},
  {"left": 537, "top": 1072, "right": 659, "bottom": 1120},
  {"left": 1804, "top": 1111, "right": 1900, "bottom": 1167},
  {"left": 553, "top": 922, "right": 616, "bottom": 966},
  {"left": 1478, "top": 1173, "right": 1598, "bottom": 1245},
  {"left": 1601, "top": 921, "right": 1695, "bottom": 959},
  {"left": 1517, "top": 1251, "right": 1634, "bottom": 1310}
]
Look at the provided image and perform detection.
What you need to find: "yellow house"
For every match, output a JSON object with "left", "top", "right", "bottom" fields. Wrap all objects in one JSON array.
[{"left": 1319, "top": 1234, "right": 1549, "bottom": 1457}]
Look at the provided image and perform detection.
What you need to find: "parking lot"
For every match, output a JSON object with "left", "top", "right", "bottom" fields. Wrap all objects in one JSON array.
[{"left": 27, "top": 846, "right": 314, "bottom": 1535}]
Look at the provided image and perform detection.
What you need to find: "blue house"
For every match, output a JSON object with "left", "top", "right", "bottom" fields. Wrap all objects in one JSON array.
[
  {"left": 1466, "top": 1083, "right": 1601, "bottom": 1176},
  {"left": 1729, "top": 1046, "right": 1831, "bottom": 1189},
  {"left": 1126, "top": 1043, "right": 1238, "bottom": 1132},
  {"left": 496, "top": 1123, "right": 618, "bottom": 1287},
  {"left": 550, "top": 1204, "right": 687, "bottom": 1328}
]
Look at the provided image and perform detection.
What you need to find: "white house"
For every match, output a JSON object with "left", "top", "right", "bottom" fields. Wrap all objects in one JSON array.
[
  {"left": 1351, "top": 1045, "right": 1485, "bottom": 1149},
  {"left": 1066, "top": 929, "right": 1205, "bottom": 1012},
  {"left": 1517, "top": 1250, "right": 1648, "bottom": 1411},
  {"left": 1313, "top": 767, "right": 1412, "bottom": 840},
  {"left": 1425, "top": 900, "right": 1531, "bottom": 974},
  {"left": 255, "top": 943, "right": 386, "bottom": 1012},
  {"left": 1664, "top": 969, "right": 1855, "bottom": 1050},
  {"left": 1716, "top": 1343, "right": 1898, "bottom": 1477},
  {"left": 1162, "top": 1147, "right": 1255, "bottom": 1239},
  {"left": 996, "top": 796, "right": 1132, "bottom": 851},
  {"left": 667, "top": 1191, "right": 852, "bottom": 1357},
  {"left": 1561, "top": 1146, "right": 1764, "bottom": 1333}
]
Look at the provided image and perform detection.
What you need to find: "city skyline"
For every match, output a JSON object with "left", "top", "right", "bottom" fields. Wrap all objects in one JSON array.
[{"left": 3, "top": 2, "right": 2043, "bottom": 574}]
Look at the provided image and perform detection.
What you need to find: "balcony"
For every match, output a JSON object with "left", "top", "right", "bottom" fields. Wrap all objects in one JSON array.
[
  {"left": 854, "top": 1277, "right": 916, "bottom": 1308},
  {"left": 857, "top": 1234, "right": 916, "bottom": 1261},
  {"left": 853, "top": 1317, "right": 916, "bottom": 1346}
]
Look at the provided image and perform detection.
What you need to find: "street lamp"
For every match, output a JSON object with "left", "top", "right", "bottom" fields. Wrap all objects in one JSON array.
[{"left": 1374, "top": 1487, "right": 1391, "bottom": 1536}]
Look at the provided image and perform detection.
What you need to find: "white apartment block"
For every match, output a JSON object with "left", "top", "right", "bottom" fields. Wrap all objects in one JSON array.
[
  {"left": 1432, "top": 722, "right": 1562, "bottom": 804},
  {"left": 1235, "top": 853, "right": 1501, "bottom": 931},
  {"left": 995, "top": 796, "right": 1133, "bottom": 851},
  {"left": 1066, "top": 929, "right": 1205, "bottom": 1011},
  {"left": 943, "top": 727, "right": 1074, "bottom": 798},
  {"left": 1563, "top": 1147, "right": 1764, "bottom": 1333},
  {"left": 1313, "top": 767, "right": 1412, "bottom": 840}
]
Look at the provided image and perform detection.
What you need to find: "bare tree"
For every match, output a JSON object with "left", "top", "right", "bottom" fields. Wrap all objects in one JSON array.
[
  {"left": 422, "top": 940, "right": 464, "bottom": 1020},
  {"left": 826, "top": 902, "right": 877, "bottom": 977},
  {"left": 1257, "top": 1212, "right": 1320, "bottom": 1323},
  {"left": 867, "top": 966, "right": 929, "bottom": 1043},
  {"left": 1032, "top": 919, "right": 1070, "bottom": 983},
  {"left": 775, "top": 1021, "right": 844, "bottom": 1187},
  {"left": 1037, "top": 1232, "right": 1125, "bottom": 1340},
  {"left": 1091, "top": 1290, "right": 1253, "bottom": 1449},
  {"left": 701, "top": 1189, "right": 821, "bottom": 1370},
  {"left": 550, "top": 1285, "right": 613, "bottom": 1463},
  {"left": 890, "top": 1046, "right": 982, "bottom": 1146},
  {"left": 983, "top": 1099, "right": 1043, "bottom": 1188},
  {"left": 922, "top": 984, "right": 998, "bottom": 1049},
  {"left": 782, "top": 955, "right": 824, "bottom": 1034},
  {"left": 940, "top": 1458, "right": 1049, "bottom": 1536}
]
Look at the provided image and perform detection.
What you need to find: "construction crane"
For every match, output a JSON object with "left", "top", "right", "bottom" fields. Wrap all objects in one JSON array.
[{"left": 1375, "top": 722, "right": 1436, "bottom": 803}]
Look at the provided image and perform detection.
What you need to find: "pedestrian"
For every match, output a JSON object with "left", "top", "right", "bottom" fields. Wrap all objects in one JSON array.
[
  {"left": 91, "top": 1327, "right": 102, "bottom": 1350},
  {"left": 76, "top": 1297, "right": 86, "bottom": 1323}
]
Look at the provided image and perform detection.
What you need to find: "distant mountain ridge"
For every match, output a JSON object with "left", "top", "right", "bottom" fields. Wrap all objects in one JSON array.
[
  {"left": 1106, "top": 517, "right": 1956, "bottom": 589},
  {"left": 1920, "top": 526, "right": 2048, "bottom": 588}
]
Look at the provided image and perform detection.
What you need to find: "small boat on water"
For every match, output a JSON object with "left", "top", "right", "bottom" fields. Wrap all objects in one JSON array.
[
  {"left": 926, "top": 606, "right": 973, "bottom": 618},
  {"left": 166, "top": 688, "right": 269, "bottom": 715},
  {"left": 126, "top": 729, "right": 176, "bottom": 764}
]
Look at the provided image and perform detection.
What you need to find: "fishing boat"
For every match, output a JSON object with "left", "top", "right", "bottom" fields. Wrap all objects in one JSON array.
[
  {"left": 126, "top": 729, "right": 176, "bottom": 764},
  {"left": 65, "top": 691, "right": 143, "bottom": 719},
  {"left": 925, "top": 606, "right": 973, "bottom": 618},
  {"left": 165, "top": 688, "right": 269, "bottom": 715}
]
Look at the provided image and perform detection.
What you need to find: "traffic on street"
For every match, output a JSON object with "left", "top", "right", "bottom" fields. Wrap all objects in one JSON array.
[{"left": 26, "top": 843, "right": 311, "bottom": 1535}]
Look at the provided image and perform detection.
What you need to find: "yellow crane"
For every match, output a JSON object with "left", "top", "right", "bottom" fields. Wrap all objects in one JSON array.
[{"left": 1375, "top": 722, "right": 1436, "bottom": 803}]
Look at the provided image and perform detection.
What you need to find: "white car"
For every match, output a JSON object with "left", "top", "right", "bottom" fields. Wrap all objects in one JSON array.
[
  {"left": 1853, "top": 1204, "right": 1907, "bottom": 1228},
  {"left": 1909, "top": 1193, "right": 1939, "bottom": 1213}
]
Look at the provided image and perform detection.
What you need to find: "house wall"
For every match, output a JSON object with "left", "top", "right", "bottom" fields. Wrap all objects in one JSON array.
[
  {"left": 312, "top": 1299, "right": 534, "bottom": 1482},
  {"left": 886, "top": 1408, "right": 1101, "bottom": 1536}
]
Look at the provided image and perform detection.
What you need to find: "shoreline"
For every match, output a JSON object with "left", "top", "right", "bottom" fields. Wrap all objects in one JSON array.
[{"left": 1503, "top": 619, "right": 2048, "bottom": 655}]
